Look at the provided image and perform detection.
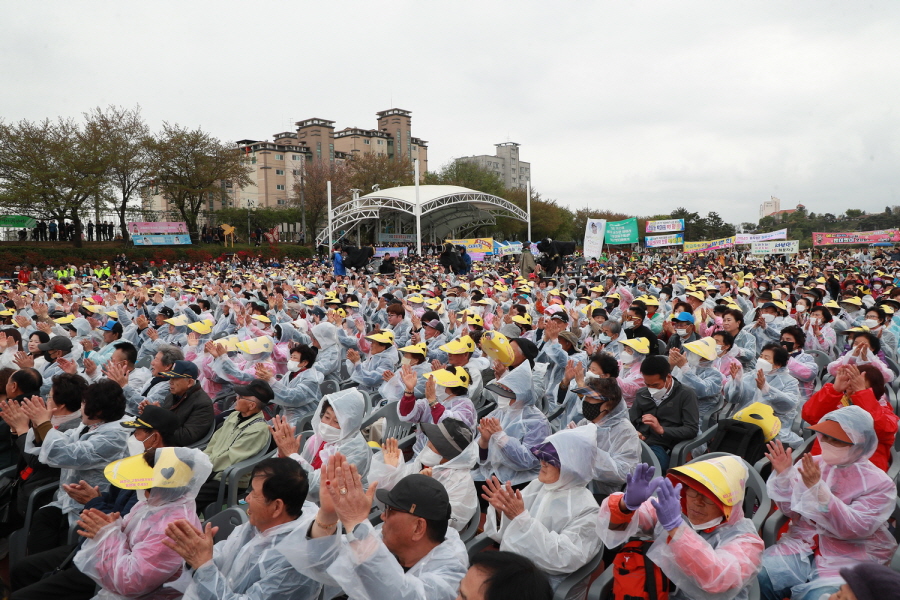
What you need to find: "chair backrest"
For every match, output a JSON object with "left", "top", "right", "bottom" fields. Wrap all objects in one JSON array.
[
  {"left": 188, "top": 418, "right": 217, "bottom": 449},
  {"left": 205, "top": 506, "right": 249, "bottom": 543},
  {"left": 686, "top": 451, "right": 771, "bottom": 533},
  {"left": 640, "top": 440, "right": 662, "bottom": 476},
  {"left": 658, "top": 339, "right": 667, "bottom": 355},
  {"left": 805, "top": 349, "right": 832, "bottom": 377},
  {"left": 320, "top": 379, "right": 339, "bottom": 396}
]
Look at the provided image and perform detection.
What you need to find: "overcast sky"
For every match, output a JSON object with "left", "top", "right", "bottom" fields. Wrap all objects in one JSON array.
[{"left": 3, "top": 1, "right": 899, "bottom": 226}]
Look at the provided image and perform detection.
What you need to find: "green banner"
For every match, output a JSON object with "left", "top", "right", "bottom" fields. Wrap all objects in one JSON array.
[
  {"left": 0, "top": 215, "right": 36, "bottom": 228},
  {"left": 605, "top": 218, "right": 638, "bottom": 245}
]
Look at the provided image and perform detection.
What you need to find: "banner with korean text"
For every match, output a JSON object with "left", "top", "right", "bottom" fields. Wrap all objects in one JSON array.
[
  {"left": 605, "top": 218, "right": 639, "bottom": 245},
  {"left": 644, "top": 233, "right": 684, "bottom": 248},
  {"left": 133, "top": 234, "right": 191, "bottom": 246},
  {"left": 127, "top": 221, "right": 188, "bottom": 235},
  {"left": 374, "top": 247, "right": 407, "bottom": 258},
  {"left": 645, "top": 219, "right": 684, "bottom": 234},
  {"left": 583, "top": 219, "right": 607, "bottom": 258},
  {"left": 735, "top": 229, "right": 788, "bottom": 244},
  {"left": 445, "top": 238, "right": 494, "bottom": 253},
  {"left": 812, "top": 230, "right": 900, "bottom": 246},
  {"left": 751, "top": 240, "right": 800, "bottom": 255},
  {"left": 683, "top": 236, "right": 735, "bottom": 253}
]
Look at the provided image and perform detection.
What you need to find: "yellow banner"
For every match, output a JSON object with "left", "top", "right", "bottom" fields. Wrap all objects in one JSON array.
[{"left": 445, "top": 238, "right": 494, "bottom": 253}]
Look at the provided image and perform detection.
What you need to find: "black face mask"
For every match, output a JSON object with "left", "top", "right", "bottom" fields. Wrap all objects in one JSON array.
[
  {"left": 780, "top": 340, "right": 795, "bottom": 351},
  {"left": 582, "top": 400, "right": 608, "bottom": 422}
]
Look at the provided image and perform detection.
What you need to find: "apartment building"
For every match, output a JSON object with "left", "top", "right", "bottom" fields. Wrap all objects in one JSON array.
[{"left": 458, "top": 142, "right": 531, "bottom": 189}]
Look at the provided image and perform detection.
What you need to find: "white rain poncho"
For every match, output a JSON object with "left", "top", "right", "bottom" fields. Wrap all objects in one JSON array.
[
  {"left": 212, "top": 335, "right": 276, "bottom": 386},
  {"left": 310, "top": 322, "right": 341, "bottom": 384},
  {"left": 348, "top": 344, "right": 399, "bottom": 392},
  {"left": 74, "top": 448, "right": 213, "bottom": 600},
  {"left": 473, "top": 363, "right": 552, "bottom": 486},
  {"left": 484, "top": 425, "right": 601, "bottom": 598},
  {"left": 597, "top": 457, "right": 764, "bottom": 600},
  {"left": 184, "top": 500, "right": 323, "bottom": 600},
  {"left": 276, "top": 517, "right": 468, "bottom": 600},
  {"left": 367, "top": 440, "right": 478, "bottom": 532},
  {"left": 379, "top": 359, "right": 432, "bottom": 402},
  {"left": 675, "top": 361, "right": 725, "bottom": 420},
  {"left": 576, "top": 398, "right": 641, "bottom": 496},
  {"left": 725, "top": 365, "right": 802, "bottom": 446},
  {"left": 761, "top": 406, "right": 898, "bottom": 597},
  {"left": 25, "top": 419, "right": 131, "bottom": 525},
  {"left": 271, "top": 366, "right": 323, "bottom": 425},
  {"left": 290, "top": 388, "right": 371, "bottom": 498}
]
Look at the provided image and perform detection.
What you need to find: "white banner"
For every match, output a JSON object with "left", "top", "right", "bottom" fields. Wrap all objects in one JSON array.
[
  {"left": 583, "top": 219, "right": 607, "bottom": 258},
  {"left": 735, "top": 228, "right": 788, "bottom": 244},
  {"left": 751, "top": 240, "right": 799, "bottom": 255},
  {"left": 645, "top": 219, "right": 685, "bottom": 233}
]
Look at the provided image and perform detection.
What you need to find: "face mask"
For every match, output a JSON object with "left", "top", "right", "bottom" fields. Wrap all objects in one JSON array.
[
  {"left": 436, "top": 387, "right": 450, "bottom": 404},
  {"left": 127, "top": 434, "right": 146, "bottom": 456},
  {"left": 819, "top": 438, "right": 854, "bottom": 466},
  {"left": 759, "top": 285, "right": 768, "bottom": 292},
  {"left": 648, "top": 384, "right": 668, "bottom": 400},
  {"left": 690, "top": 516, "right": 724, "bottom": 531},
  {"left": 756, "top": 358, "right": 774, "bottom": 373},
  {"left": 623, "top": 321, "right": 634, "bottom": 330},
  {"left": 580, "top": 399, "right": 608, "bottom": 422},
  {"left": 287, "top": 360, "right": 301, "bottom": 372},
  {"left": 400, "top": 357, "right": 413, "bottom": 367},
  {"left": 780, "top": 341, "right": 794, "bottom": 351},
  {"left": 687, "top": 352, "right": 701, "bottom": 367},
  {"left": 495, "top": 395, "right": 512, "bottom": 409},
  {"left": 795, "top": 305, "right": 807, "bottom": 313},
  {"left": 809, "top": 317, "right": 821, "bottom": 326},
  {"left": 598, "top": 334, "right": 612, "bottom": 344},
  {"left": 864, "top": 319, "right": 879, "bottom": 328},
  {"left": 762, "top": 313, "right": 775, "bottom": 324},
  {"left": 318, "top": 423, "right": 342, "bottom": 443},
  {"left": 874, "top": 284, "right": 882, "bottom": 290},
  {"left": 620, "top": 352, "right": 634, "bottom": 365},
  {"left": 659, "top": 294, "right": 668, "bottom": 301},
  {"left": 676, "top": 328, "right": 690, "bottom": 338},
  {"left": 417, "top": 446, "right": 443, "bottom": 467}
]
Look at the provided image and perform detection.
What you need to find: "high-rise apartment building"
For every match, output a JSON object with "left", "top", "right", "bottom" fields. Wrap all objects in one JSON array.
[
  {"left": 458, "top": 142, "right": 531, "bottom": 189},
  {"left": 760, "top": 196, "right": 781, "bottom": 220}
]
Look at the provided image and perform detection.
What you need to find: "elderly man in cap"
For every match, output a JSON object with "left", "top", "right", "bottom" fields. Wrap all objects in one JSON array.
[
  {"left": 33, "top": 336, "right": 79, "bottom": 397},
  {"left": 153, "top": 360, "right": 214, "bottom": 447},
  {"left": 194, "top": 379, "right": 274, "bottom": 514},
  {"left": 277, "top": 454, "right": 468, "bottom": 600}
]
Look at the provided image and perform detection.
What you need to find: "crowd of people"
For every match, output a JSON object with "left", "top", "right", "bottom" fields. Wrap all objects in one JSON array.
[{"left": 0, "top": 241, "right": 898, "bottom": 600}]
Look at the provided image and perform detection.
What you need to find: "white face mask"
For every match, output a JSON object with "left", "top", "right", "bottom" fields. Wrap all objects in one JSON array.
[
  {"left": 676, "top": 328, "right": 690, "bottom": 338},
  {"left": 620, "top": 352, "right": 634, "bottom": 365},
  {"left": 287, "top": 360, "right": 301, "bottom": 372},
  {"left": 648, "top": 384, "right": 668, "bottom": 400},
  {"left": 715, "top": 344, "right": 724, "bottom": 357},
  {"left": 495, "top": 395, "right": 512, "bottom": 409},
  {"left": 756, "top": 358, "right": 774, "bottom": 373},
  {"left": 127, "top": 434, "right": 146, "bottom": 456},
  {"left": 598, "top": 334, "right": 612, "bottom": 344},
  {"left": 623, "top": 321, "right": 634, "bottom": 330},
  {"left": 762, "top": 313, "right": 776, "bottom": 324},
  {"left": 689, "top": 516, "right": 724, "bottom": 531},
  {"left": 584, "top": 371, "right": 601, "bottom": 383},
  {"left": 795, "top": 305, "right": 807, "bottom": 313},
  {"left": 417, "top": 446, "right": 443, "bottom": 467},
  {"left": 317, "top": 422, "right": 342, "bottom": 443},
  {"left": 400, "top": 357, "right": 413, "bottom": 367},
  {"left": 819, "top": 438, "right": 854, "bottom": 466},
  {"left": 436, "top": 387, "right": 450, "bottom": 404},
  {"left": 687, "top": 352, "right": 701, "bottom": 367},
  {"left": 809, "top": 317, "right": 821, "bottom": 326},
  {"left": 864, "top": 319, "right": 879, "bottom": 328}
]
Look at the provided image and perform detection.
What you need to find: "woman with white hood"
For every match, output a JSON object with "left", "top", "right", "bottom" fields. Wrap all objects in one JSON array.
[
  {"left": 672, "top": 337, "right": 725, "bottom": 425},
  {"left": 346, "top": 330, "right": 399, "bottom": 393},
  {"left": 759, "top": 406, "right": 898, "bottom": 600},
  {"left": 309, "top": 321, "right": 341, "bottom": 385},
  {"left": 396, "top": 363, "right": 477, "bottom": 454},
  {"left": 369, "top": 418, "right": 478, "bottom": 532},
  {"left": 597, "top": 456, "right": 764, "bottom": 600},
  {"left": 474, "top": 363, "right": 551, "bottom": 502},
  {"left": 73, "top": 447, "right": 213, "bottom": 600},
  {"left": 272, "top": 388, "right": 370, "bottom": 498},
  {"left": 481, "top": 426, "right": 602, "bottom": 599},
  {"left": 617, "top": 337, "right": 652, "bottom": 407},
  {"left": 569, "top": 376, "right": 641, "bottom": 499}
]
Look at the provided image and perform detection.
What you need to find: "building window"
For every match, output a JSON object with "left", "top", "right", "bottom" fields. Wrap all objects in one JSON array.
[
  {"left": 364, "top": 139, "right": 370, "bottom": 145},
  {"left": 275, "top": 169, "right": 284, "bottom": 175},
  {"left": 293, "top": 169, "right": 301, "bottom": 176},
  {"left": 317, "top": 142, "right": 321, "bottom": 159},
  {"left": 292, "top": 154, "right": 302, "bottom": 161},
  {"left": 330, "top": 144, "right": 334, "bottom": 162},
  {"left": 277, "top": 198, "right": 286, "bottom": 205},
  {"left": 276, "top": 184, "right": 285, "bottom": 190}
]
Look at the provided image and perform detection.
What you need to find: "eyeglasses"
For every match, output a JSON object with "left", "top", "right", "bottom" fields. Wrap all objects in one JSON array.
[
  {"left": 383, "top": 505, "right": 411, "bottom": 517},
  {"left": 685, "top": 488, "right": 715, "bottom": 506}
]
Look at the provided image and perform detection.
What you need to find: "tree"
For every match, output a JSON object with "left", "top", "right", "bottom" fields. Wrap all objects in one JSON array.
[
  {"left": 670, "top": 207, "right": 703, "bottom": 241},
  {"left": 215, "top": 206, "right": 304, "bottom": 234},
  {"left": 702, "top": 211, "right": 736, "bottom": 239},
  {"left": 291, "top": 159, "right": 351, "bottom": 244},
  {"left": 346, "top": 152, "right": 415, "bottom": 193},
  {"left": 0, "top": 116, "right": 112, "bottom": 247},
  {"left": 86, "top": 105, "right": 153, "bottom": 243},
  {"left": 424, "top": 159, "right": 506, "bottom": 197},
  {"left": 845, "top": 209, "right": 864, "bottom": 218},
  {"left": 149, "top": 123, "right": 253, "bottom": 235}
]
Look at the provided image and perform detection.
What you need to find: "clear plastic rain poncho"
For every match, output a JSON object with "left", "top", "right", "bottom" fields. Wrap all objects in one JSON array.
[
  {"left": 271, "top": 364, "right": 323, "bottom": 426},
  {"left": 762, "top": 406, "right": 898, "bottom": 598},
  {"left": 725, "top": 364, "right": 802, "bottom": 446},
  {"left": 183, "top": 500, "right": 323, "bottom": 600},
  {"left": 74, "top": 447, "right": 213, "bottom": 600},
  {"left": 367, "top": 440, "right": 478, "bottom": 532},
  {"left": 291, "top": 388, "right": 371, "bottom": 498},
  {"left": 212, "top": 335, "right": 276, "bottom": 386},
  {"left": 484, "top": 425, "right": 602, "bottom": 598},
  {"left": 473, "top": 363, "right": 552, "bottom": 486},
  {"left": 597, "top": 456, "right": 764, "bottom": 600},
  {"left": 271, "top": 322, "right": 311, "bottom": 374},
  {"left": 310, "top": 322, "right": 341, "bottom": 384},
  {"left": 576, "top": 397, "right": 641, "bottom": 496},
  {"left": 348, "top": 344, "right": 399, "bottom": 392},
  {"left": 25, "top": 419, "right": 131, "bottom": 526}
]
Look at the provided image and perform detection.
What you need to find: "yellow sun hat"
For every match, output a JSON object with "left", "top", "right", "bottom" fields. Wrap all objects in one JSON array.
[
  {"left": 439, "top": 335, "right": 477, "bottom": 355},
  {"left": 104, "top": 447, "right": 204, "bottom": 490},
  {"left": 164, "top": 314, "right": 191, "bottom": 327},
  {"left": 235, "top": 336, "right": 275, "bottom": 355},
  {"left": 399, "top": 342, "right": 428, "bottom": 356},
  {"left": 480, "top": 331, "right": 515, "bottom": 366},
  {"left": 684, "top": 336, "right": 718, "bottom": 361},
  {"left": 365, "top": 331, "right": 395, "bottom": 345},
  {"left": 187, "top": 319, "right": 215, "bottom": 335},
  {"left": 621, "top": 337, "right": 651, "bottom": 355},
  {"left": 667, "top": 455, "right": 748, "bottom": 519},
  {"left": 732, "top": 402, "right": 781, "bottom": 442},
  {"left": 424, "top": 366, "right": 471, "bottom": 389}
]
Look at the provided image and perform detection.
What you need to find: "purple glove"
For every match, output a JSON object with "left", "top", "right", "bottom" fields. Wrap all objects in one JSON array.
[
  {"left": 651, "top": 479, "right": 684, "bottom": 531},
  {"left": 623, "top": 463, "right": 662, "bottom": 511}
]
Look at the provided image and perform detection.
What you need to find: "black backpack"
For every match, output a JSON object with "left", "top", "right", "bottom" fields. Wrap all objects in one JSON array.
[{"left": 707, "top": 419, "right": 768, "bottom": 465}]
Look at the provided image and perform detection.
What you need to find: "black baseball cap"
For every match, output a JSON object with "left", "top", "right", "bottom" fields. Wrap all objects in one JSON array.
[
  {"left": 38, "top": 336, "right": 73, "bottom": 353},
  {"left": 157, "top": 306, "right": 175, "bottom": 318},
  {"left": 233, "top": 378, "right": 274, "bottom": 404},
  {"left": 159, "top": 360, "right": 199, "bottom": 380},
  {"left": 375, "top": 474, "right": 451, "bottom": 521},
  {"left": 420, "top": 419, "right": 473, "bottom": 460},
  {"left": 121, "top": 405, "right": 179, "bottom": 436}
]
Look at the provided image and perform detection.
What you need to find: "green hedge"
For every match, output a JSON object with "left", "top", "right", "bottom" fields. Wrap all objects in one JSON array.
[{"left": 0, "top": 243, "right": 314, "bottom": 272}]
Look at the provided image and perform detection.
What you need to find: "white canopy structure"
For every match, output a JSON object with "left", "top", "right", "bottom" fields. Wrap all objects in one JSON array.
[{"left": 315, "top": 184, "right": 528, "bottom": 247}]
